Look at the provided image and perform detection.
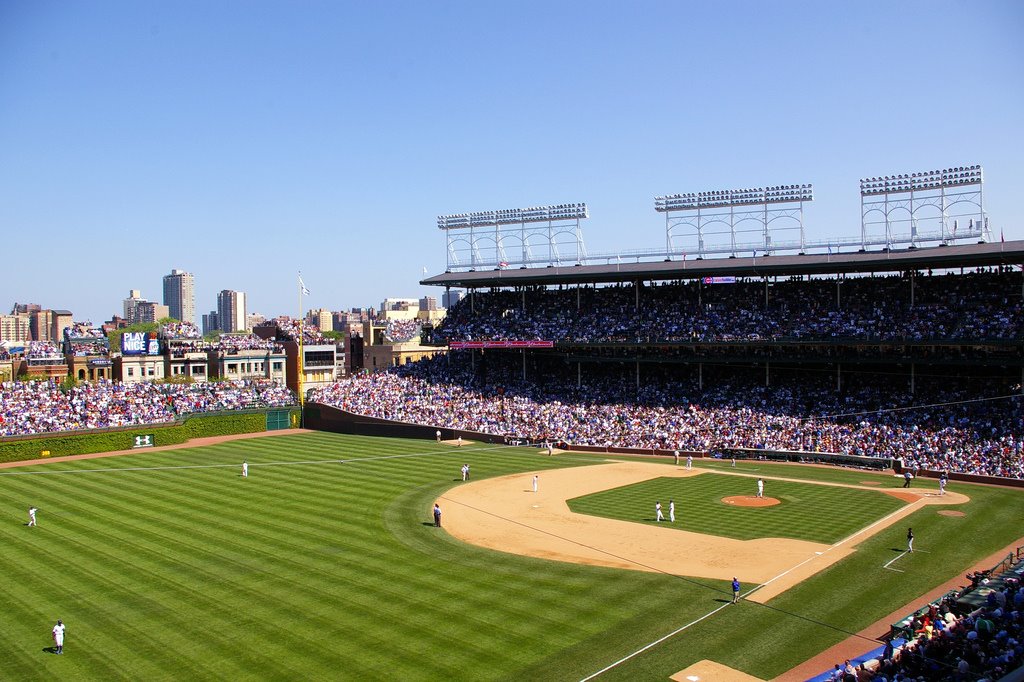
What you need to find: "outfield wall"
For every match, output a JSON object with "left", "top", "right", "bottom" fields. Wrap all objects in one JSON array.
[
  {"left": 305, "top": 403, "right": 1024, "bottom": 489},
  {"left": 0, "top": 408, "right": 300, "bottom": 463}
]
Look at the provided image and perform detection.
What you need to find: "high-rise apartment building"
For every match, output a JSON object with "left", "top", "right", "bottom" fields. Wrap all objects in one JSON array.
[
  {"left": 162, "top": 269, "right": 196, "bottom": 324},
  {"left": 50, "top": 311, "right": 73, "bottom": 341},
  {"left": 307, "top": 308, "right": 332, "bottom": 332},
  {"left": 442, "top": 290, "right": 463, "bottom": 308},
  {"left": 124, "top": 290, "right": 169, "bottom": 324},
  {"left": 217, "top": 290, "right": 247, "bottom": 333},
  {"left": 202, "top": 311, "right": 220, "bottom": 336},
  {"left": 0, "top": 314, "right": 31, "bottom": 342}
]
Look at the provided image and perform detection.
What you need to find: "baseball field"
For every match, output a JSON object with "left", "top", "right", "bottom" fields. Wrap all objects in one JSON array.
[{"left": 3, "top": 430, "right": 1022, "bottom": 681}]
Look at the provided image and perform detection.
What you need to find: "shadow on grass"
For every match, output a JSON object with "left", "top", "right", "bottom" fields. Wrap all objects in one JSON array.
[{"left": 42, "top": 646, "right": 59, "bottom": 654}]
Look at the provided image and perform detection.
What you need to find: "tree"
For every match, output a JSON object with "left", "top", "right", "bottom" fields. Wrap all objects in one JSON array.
[{"left": 107, "top": 321, "right": 159, "bottom": 350}]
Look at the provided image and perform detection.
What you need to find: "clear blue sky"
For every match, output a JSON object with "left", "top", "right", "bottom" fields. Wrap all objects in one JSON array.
[{"left": 2, "top": 1, "right": 1022, "bottom": 325}]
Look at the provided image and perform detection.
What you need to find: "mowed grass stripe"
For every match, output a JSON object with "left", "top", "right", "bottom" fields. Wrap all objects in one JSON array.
[
  {"left": 4, "top": 431, "right": 1019, "bottom": 682},
  {"left": 567, "top": 473, "right": 907, "bottom": 543}
]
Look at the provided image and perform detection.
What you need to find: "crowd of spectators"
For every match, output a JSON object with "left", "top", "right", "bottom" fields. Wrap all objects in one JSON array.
[
  {"left": 0, "top": 379, "right": 295, "bottom": 436},
  {"left": 862, "top": 580, "right": 1024, "bottom": 681},
  {"left": 26, "top": 341, "right": 61, "bottom": 359},
  {"left": 277, "top": 320, "right": 326, "bottom": 344},
  {"left": 309, "top": 355, "right": 1023, "bottom": 479},
  {"left": 433, "top": 270, "right": 1023, "bottom": 345},
  {"left": 65, "top": 322, "right": 105, "bottom": 338},
  {"left": 384, "top": 319, "right": 422, "bottom": 343},
  {"left": 217, "top": 334, "right": 282, "bottom": 353},
  {"left": 66, "top": 340, "right": 109, "bottom": 356},
  {"left": 161, "top": 321, "right": 202, "bottom": 339}
]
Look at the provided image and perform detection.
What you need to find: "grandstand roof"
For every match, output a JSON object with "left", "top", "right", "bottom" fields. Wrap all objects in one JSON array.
[{"left": 421, "top": 240, "right": 1024, "bottom": 289}]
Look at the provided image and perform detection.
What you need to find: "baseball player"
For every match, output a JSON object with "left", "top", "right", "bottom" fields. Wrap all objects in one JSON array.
[
  {"left": 52, "top": 619, "right": 65, "bottom": 654},
  {"left": 28, "top": 506, "right": 38, "bottom": 527},
  {"left": 669, "top": 499, "right": 675, "bottom": 522},
  {"left": 655, "top": 501, "right": 664, "bottom": 522},
  {"left": 242, "top": 460, "right": 248, "bottom": 478},
  {"left": 756, "top": 478, "right": 764, "bottom": 498}
]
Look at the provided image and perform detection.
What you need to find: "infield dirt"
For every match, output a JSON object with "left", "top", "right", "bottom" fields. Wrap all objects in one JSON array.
[{"left": 442, "top": 460, "right": 968, "bottom": 602}]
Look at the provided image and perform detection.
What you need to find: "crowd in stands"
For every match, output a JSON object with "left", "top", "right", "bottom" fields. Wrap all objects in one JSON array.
[
  {"left": 65, "top": 322, "right": 105, "bottom": 338},
  {"left": 384, "top": 319, "right": 422, "bottom": 343},
  {"left": 433, "top": 270, "right": 1024, "bottom": 345},
  {"left": 864, "top": 580, "right": 1024, "bottom": 681},
  {"left": 218, "top": 334, "right": 282, "bottom": 353},
  {"left": 26, "top": 341, "right": 61, "bottom": 358},
  {"left": 309, "top": 355, "right": 1023, "bottom": 479},
  {"left": 277, "top": 319, "right": 326, "bottom": 344},
  {"left": 0, "top": 379, "right": 295, "bottom": 436},
  {"left": 66, "top": 340, "right": 109, "bottom": 356},
  {"left": 161, "top": 321, "right": 202, "bottom": 339}
]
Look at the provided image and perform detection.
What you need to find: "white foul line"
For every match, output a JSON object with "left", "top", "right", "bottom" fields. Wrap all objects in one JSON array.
[
  {"left": 884, "top": 551, "right": 909, "bottom": 569},
  {"left": 579, "top": 493, "right": 926, "bottom": 680},
  {"left": 578, "top": 600, "right": 737, "bottom": 682}
]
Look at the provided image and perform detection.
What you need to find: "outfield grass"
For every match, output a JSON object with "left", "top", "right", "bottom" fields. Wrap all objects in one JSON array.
[
  {"left": 566, "top": 473, "right": 907, "bottom": 543},
  {"left": 1, "top": 433, "right": 1021, "bottom": 681}
]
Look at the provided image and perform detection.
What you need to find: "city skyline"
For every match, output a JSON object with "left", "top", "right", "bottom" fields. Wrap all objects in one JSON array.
[{"left": 2, "top": 2, "right": 1022, "bottom": 324}]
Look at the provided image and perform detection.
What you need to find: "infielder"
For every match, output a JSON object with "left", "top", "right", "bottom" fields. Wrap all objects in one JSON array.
[
  {"left": 669, "top": 499, "right": 675, "bottom": 522},
  {"left": 532, "top": 475, "right": 538, "bottom": 493},
  {"left": 756, "top": 478, "right": 764, "bottom": 498},
  {"left": 655, "top": 501, "right": 664, "bottom": 522}
]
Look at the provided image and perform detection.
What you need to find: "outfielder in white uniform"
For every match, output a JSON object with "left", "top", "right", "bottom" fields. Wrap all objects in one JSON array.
[
  {"left": 52, "top": 619, "right": 65, "bottom": 654},
  {"left": 28, "top": 506, "right": 38, "bottom": 527},
  {"left": 242, "top": 461, "right": 248, "bottom": 478},
  {"left": 655, "top": 501, "right": 664, "bottom": 522},
  {"left": 669, "top": 500, "right": 675, "bottom": 522}
]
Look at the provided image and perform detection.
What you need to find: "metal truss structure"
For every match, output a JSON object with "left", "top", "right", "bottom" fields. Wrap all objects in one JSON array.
[
  {"left": 656, "top": 185, "right": 813, "bottom": 260},
  {"left": 438, "top": 204, "right": 588, "bottom": 271},
  {"left": 860, "top": 165, "right": 990, "bottom": 249}
]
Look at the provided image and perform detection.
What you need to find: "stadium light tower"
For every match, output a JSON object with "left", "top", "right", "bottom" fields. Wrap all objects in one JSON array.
[
  {"left": 655, "top": 184, "right": 812, "bottom": 259},
  {"left": 437, "top": 203, "right": 589, "bottom": 271},
  {"left": 859, "top": 164, "right": 988, "bottom": 250}
]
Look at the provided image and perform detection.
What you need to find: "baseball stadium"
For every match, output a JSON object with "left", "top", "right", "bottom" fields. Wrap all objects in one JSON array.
[{"left": 3, "top": 170, "right": 1024, "bottom": 681}]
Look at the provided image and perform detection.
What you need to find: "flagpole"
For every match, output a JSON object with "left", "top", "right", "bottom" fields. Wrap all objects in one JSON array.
[{"left": 297, "top": 273, "right": 305, "bottom": 416}]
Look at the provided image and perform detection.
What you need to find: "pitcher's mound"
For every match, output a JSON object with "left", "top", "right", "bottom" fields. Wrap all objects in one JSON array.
[
  {"left": 938, "top": 510, "right": 966, "bottom": 517},
  {"left": 722, "top": 495, "right": 780, "bottom": 507}
]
